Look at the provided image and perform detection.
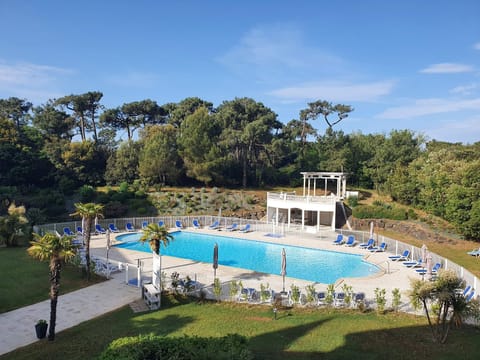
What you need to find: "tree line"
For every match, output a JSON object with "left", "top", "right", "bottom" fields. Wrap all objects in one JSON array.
[{"left": 0, "top": 93, "right": 479, "bottom": 240}]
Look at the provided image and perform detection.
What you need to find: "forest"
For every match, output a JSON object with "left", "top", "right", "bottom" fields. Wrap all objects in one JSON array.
[{"left": 0, "top": 93, "right": 479, "bottom": 240}]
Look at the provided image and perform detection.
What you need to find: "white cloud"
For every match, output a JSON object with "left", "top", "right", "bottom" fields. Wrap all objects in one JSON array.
[
  {"left": 217, "top": 24, "right": 344, "bottom": 79},
  {"left": 378, "top": 97, "right": 480, "bottom": 119},
  {"left": 427, "top": 116, "right": 480, "bottom": 144},
  {"left": 450, "top": 83, "right": 477, "bottom": 95},
  {"left": 420, "top": 63, "right": 474, "bottom": 74},
  {"left": 474, "top": 42, "right": 480, "bottom": 50},
  {"left": 0, "top": 60, "right": 72, "bottom": 102},
  {"left": 268, "top": 80, "right": 395, "bottom": 103}
]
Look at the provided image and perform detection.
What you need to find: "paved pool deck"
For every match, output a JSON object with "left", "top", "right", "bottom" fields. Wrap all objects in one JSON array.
[{"left": 0, "top": 227, "right": 421, "bottom": 356}]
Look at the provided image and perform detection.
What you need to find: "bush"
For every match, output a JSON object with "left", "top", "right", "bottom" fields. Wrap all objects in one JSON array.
[
  {"left": 98, "top": 334, "right": 253, "bottom": 360},
  {"left": 347, "top": 195, "right": 358, "bottom": 208},
  {"left": 79, "top": 185, "right": 96, "bottom": 202},
  {"left": 353, "top": 205, "right": 407, "bottom": 220},
  {"left": 119, "top": 182, "right": 129, "bottom": 193}
]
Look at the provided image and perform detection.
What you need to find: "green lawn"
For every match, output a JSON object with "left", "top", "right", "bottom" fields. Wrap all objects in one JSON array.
[
  {"left": 2, "top": 294, "right": 479, "bottom": 360},
  {"left": 0, "top": 247, "right": 103, "bottom": 313}
]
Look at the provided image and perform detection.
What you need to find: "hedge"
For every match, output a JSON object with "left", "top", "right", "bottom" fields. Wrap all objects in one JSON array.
[{"left": 98, "top": 333, "right": 253, "bottom": 360}]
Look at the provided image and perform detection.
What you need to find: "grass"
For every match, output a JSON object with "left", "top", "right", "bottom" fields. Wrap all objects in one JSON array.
[
  {"left": 2, "top": 294, "right": 479, "bottom": 360},
  {"left": 0, "top": 247, "right": 103, "bottom": 313}
]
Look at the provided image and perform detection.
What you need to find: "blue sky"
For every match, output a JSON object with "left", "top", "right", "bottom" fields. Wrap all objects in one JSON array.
[{"left": 0, "top": 0, "right": 479, "bottom": 143}]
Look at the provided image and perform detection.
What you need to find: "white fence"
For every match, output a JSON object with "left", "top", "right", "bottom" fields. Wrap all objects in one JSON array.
[{"left": 37, "top": 216, "right": 478, "bottom": 291}]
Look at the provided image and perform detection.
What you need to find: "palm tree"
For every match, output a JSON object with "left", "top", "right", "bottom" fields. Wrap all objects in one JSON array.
[
  {"left": 27, "top": 233, "right": 77, "bottom": 341},
  {"left": 70, "top": 202, "right": 104, "bottom": 280},
  {"left": 409, "top": 269, "right": 480, "bottom": 343},
  {"left": 140, "top": 223, "right": 173, "bottom": 293}
]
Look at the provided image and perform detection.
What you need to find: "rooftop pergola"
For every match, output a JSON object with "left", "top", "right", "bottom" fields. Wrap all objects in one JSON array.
[{"left": 300, "top": 172, "right": 348, "bottom": 199}]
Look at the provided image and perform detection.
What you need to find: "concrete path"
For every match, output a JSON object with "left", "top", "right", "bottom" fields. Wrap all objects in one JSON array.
[{"left": 0, "top": 273, "right": 140, "bottom": 356}]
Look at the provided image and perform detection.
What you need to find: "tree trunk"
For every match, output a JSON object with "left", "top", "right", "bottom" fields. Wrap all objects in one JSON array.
[
  {"left": 48, "top": 259, "right": 61, "bottom": 341},
  {"left": 85, "top": 218, "right": 92, "bottom": 281}
]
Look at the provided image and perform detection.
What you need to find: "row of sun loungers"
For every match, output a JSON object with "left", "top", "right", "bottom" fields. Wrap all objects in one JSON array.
[{"left": 333, "top": 235, "right": 387, "bottom": 253}]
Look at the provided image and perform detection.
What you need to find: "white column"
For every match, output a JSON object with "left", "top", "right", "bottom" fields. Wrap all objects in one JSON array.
[
  {"left": 313, "top": 178, "right": 316, "bottom": 197},
  {"left": 275, "top": 208, "right": 279, "bottom": 226},
  {"left": 303, "top": 175, "right": 306, "bottom": 196}
]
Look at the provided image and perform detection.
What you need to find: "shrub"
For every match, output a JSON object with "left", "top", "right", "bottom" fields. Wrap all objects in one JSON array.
[
  {"left": 98, "top": 333, "right": 253, "bottom": 360},
  {"left": 325, "top": 284, "right": 335, "bottom": 307},
  {"left": 213, "top": 278, "right": 222, "bottom": 301},
  {"left": 79, "top": 185, "right": 96, "bottom": 202},
  {"left": 392, "top": 288, "right": 401, "bottom": 312},
  {"left": 353, "top": 205, "right": 407, "bottom": 220},
  {"left": 290, "top": 284, "right": 300, "bottom": 304},
  {"left": 118, "top": 182, "right": 129, "bottom": 193},
  {"left": 347, "top": 195, "right": 358, "bottom": 208},
  {"left": 374, "top": 288, "right": 387, "bottom": 314}
]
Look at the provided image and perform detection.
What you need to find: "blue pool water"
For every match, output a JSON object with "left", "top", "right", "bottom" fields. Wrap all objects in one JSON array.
[{"left": 114, "top": 231, "right": 379, "bottom": 284}]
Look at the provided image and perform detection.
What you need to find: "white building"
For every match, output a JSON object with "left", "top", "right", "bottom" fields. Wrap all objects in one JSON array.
[{"left": 266, "top": 172, "right": 348, "bottom": 232}]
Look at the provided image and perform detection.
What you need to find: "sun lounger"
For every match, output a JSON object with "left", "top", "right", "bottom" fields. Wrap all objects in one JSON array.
[
  {"left": 369, "top": 242, "right": 387, "bottom": 252},
  {"left": 239, "top": 224, "right": 251, "bottom": 233},
  {"left": 95, "top": 224, "right": 107, "bottom": 234},
  {"left": 108, "top": 223, "right": 120, "bottom": 233},
  {"left": 208, "top": 221, "right": 220, "bottom": 230},
  {"left": 175, "top": 220, "right": 183, "bottom": 230},
  {"left": 466, "top": 290, "right": 476, "bottom": 302},
  {"left": 358, "top": 238, "right": 374, "bottom": 249},
  {"left": 344, "top": 235, "right": 356, "bottom": 247},
  {"left": 226, "top": 223, "right": 238, "bottom": 231},
  {"left": 142, "top": 221, "right": 149, "bottom": 229},
  {"left": 334, "top": 292, "right": 345, "bottom": 307},
  {"left": 192, "top": 219, "right": 201, "bottom": 229},
  {"left": 403, "top": 259, "right": 423, "bottom": 268},
  {"left": 333, "top": 234, "right": 344, "bottom": 245},
  {"left": 467, "top": 248, "right": 480, "bottom": 256},
  {"left": 238, "top": 287, "right": 257, "bottom": 302},
  {"left": 389, "top": 249, "right": 410, "bottom": 261},
  {"left": 76, "top": 226, "right": 83, "bottom": 235},
  {"left": 125, "top": 223, "right": 135, "bottom": 232},
  {"left": 158, "top": 220, "right": 164, "bottom": 227},
  {"left": 354, "top": 292, "right": 366, "bottom": 305},
  {"left": 63, "top": 227, "right": 75, "bottom": 236},
  {"left": 316, "top": 291, "right": 326, "bottom": 306},
  {"left": 416, "top": 263, "right": 441, "bottom": 275}
]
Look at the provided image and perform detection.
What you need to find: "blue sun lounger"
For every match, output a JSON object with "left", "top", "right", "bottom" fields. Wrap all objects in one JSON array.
[
  {"left": 125, "top": 223, "right": 135, "bottom": 232},
  {"left": 358, "top": 238, "right": 374, "bottom": 249},
  {"left": 175, "top": 220, "right": 183, "bottom": 230},
  {"left": 108, "top": 223, "right": 120, "bottom": 233},
  {"left": 95, "top": 224, "right": 107, "bottom": 234},
  {"left": 192, "top": 219, "right": 201, "bottom": 229},
  {"left": 208, "top": 221, "right": 219, "bottom": 230},
  {"left": 239, "top": 224, "right": 251, "bottom": 233},
  {"left": 389, "top": 249, "right": 410, "bottom": 261},
  {"left": 226, "top": 223, "right": 238, "bottom": 231},
  {"left": 333, "top": 234, "right": 344, "bottom": 245},
  {"left": 158, "top": 220, "right": 164, "bottom": 227},
  {"left": 369, "top": 242, "right": 387, "bottom": 252},
  {"left": 344, "top": 235, "right": 356, "bottom": 247},
  {"left": 63, "top": 227, "right": 75, "bottom": 236}
]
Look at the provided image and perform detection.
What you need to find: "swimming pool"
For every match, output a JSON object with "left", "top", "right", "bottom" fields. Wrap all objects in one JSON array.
[{"left": 114, "top": 231, "right": 379, "bottom": 284}]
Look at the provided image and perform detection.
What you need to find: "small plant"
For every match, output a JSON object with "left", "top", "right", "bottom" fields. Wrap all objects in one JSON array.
[
  {"left": 37, "top": 319, "right": 47, "bottom": 325},
  {"left": 161, "top": 272, "right": 167, "bottom": 291},
  {"left": 374, "top": 287, "right": 387, "bottom": 314},
  {"left": 170, "top": 272, "right": 180, "bottom": 290},
  {"left": 325, "top": 284, "right": 335, "bottom": 307},
  {"left": 213, "top": 278, "right": 222, "bottom": 301},
  {"left": 392, "top": 288, "right": 401, "bottom": 312},
  {"left": 260, "top": 282, "right": 271, "bottom": 303},
  {"left": 342, "top": 283, "right": 354, "bottom": 308},
  {"left": 229, "top": 280, "right": 240, "bottom": 301},
  {"left": 305, "top": 284, "right": 316, "bottom": 304},
  {"left": 290, "top": 284, "right": 300, "bottom": 304},
  {"left": 347, "top": 195, "right": 358, "bottom": 208}
]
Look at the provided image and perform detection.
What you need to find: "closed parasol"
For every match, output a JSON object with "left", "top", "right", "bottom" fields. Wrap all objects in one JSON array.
[
  {"left": 213, "top": 243, "right": 219, "bottom": 279},
  {"left": 281, "top": 248, "right": 287, "bottom": 293}
]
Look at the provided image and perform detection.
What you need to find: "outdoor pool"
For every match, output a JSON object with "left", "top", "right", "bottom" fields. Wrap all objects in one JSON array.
[{"left": 114, "top": 231, "right": 379, "bottom": 284}]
